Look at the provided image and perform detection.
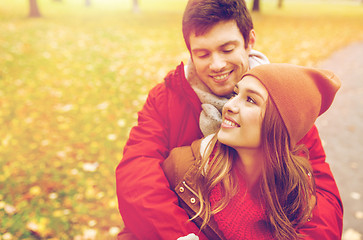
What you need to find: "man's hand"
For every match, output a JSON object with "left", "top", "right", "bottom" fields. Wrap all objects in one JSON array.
[{"left": 177, "top": 233, "right": 199, "bottom": 240}]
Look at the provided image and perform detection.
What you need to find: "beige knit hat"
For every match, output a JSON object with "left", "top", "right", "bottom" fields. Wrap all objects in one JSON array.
[{"left": 243, "top": 63, "right": 341, "bottom": 146}]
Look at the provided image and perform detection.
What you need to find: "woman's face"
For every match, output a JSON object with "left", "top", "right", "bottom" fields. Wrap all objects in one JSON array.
[{"left": 217, "top": 75, "right": 268, "bottom": 150}]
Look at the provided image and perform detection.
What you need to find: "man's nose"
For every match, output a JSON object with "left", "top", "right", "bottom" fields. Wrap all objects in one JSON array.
[{"left": 209, "top": 53, "right": 226, "bottom": 72}]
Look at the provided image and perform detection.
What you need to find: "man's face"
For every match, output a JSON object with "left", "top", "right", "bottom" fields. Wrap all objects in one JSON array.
[{"left": 189, "top": 20, "right": 255, "bottom": 96}]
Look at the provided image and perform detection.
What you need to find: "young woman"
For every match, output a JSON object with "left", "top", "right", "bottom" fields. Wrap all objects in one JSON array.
[{"left": 162, "top": 63, "right": 341, "bottom": 240}]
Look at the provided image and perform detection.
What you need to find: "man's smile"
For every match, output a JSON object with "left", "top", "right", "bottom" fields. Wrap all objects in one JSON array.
[{"left": 210, "top": 71, "right": 232, "bottom": 83}]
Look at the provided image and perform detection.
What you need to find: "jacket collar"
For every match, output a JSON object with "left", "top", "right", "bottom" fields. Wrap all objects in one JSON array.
[{"left": 179, "top": 139, "right": 226, "bottom": 239}]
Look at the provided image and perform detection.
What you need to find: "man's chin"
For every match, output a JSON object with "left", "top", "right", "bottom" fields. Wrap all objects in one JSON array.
[{"left": 212, "top": 86, "right": 235, "bottom": 97}]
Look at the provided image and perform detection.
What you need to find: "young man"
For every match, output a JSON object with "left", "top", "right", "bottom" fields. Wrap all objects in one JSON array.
[{"left": 116, "top": 0, "right": 343, "bottom": 239}]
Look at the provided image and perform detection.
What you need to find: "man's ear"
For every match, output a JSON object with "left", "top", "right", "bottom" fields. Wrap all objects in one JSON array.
[{"left": 247, "top": 29, "right": 256, "bottom": 50}]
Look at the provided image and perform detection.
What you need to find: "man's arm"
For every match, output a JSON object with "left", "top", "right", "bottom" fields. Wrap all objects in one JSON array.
[
  {"left": 297, "top": 125, "right": 343, "bottom": 239},
  {"left": 115, "top": 84, "right": 206, "bottom": 240}
]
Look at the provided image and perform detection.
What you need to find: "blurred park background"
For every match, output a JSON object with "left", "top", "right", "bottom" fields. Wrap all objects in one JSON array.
[{"left": 1, "top": 0, "right": 363, "bottom": 239}]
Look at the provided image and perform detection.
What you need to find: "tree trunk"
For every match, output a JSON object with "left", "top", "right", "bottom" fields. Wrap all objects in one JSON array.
[
  {"left": 252, "top": 0, "right": 260, "bottom": 12},
  {"left": 29, "top": 0, "right": 41, "bottom": 17},
  {"left": 133, "top": 0, "right": 140, "bottom": 13},
  {"left": 278, "top": 0, "right": 283, "bottom": 8}
]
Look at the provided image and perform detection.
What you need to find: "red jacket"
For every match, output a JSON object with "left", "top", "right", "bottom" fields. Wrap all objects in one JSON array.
[{"left": 115, "top": 62, "right": 343, "bottom": 240}]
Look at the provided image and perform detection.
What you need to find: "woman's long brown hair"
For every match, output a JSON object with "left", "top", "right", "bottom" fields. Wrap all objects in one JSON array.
[{"left": 193, "top": 97, "right": 316, "bottom": 240}]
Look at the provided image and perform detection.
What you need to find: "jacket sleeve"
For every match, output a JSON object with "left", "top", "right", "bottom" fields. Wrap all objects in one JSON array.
[
  {"left": 115, "top": 84, "right": 206, "bottom": 240},
  {"left": 296, "top": 125, "right": 343, "bottom": 239}
]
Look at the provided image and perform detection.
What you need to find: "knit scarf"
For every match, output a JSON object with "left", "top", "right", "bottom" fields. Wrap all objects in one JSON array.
[{"left": 185, "top": 50, "right": 269, "bottom": 136}]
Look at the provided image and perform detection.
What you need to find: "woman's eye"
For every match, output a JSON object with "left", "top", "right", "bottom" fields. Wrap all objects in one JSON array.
[{"left": 247, "top": 96, "right": 256, "bottom": 104}]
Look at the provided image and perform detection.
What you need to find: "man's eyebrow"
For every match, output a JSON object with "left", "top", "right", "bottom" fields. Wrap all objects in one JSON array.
[
  {"left": 191, "top": 48, "right": 208, "bottom": 54},
  {"left": 220, "top": 40, "right": 239, "bottom": 48},
  {"left": 192, "top": 40, "right": 240, "bottom": 53}
]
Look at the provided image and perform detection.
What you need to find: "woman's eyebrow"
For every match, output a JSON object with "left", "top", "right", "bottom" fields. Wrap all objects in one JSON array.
[{"left": 246, "top": 89, "right": 265, "bottom": 101}]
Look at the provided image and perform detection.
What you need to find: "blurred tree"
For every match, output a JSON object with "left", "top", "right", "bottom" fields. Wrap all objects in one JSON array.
[
  {"left": 133, "top": 0, "right": 140, "bottom": 13},
  {"left": 29, "top": 0, "right": 41, "bottom": 17},
  {"left": 85, "top": 0, "right": 91, "bottom": 7},
  {"left": 278, "top": 0, "right": 283, "bottom": 8},
  {"left": 252, "top": 0, "right": 260, "bottom": 12}
]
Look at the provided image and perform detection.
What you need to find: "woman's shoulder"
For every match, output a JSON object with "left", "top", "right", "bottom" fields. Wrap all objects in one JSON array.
[
  {"left": 161, "top": 138, "right": 203, "bottom": 187},
  {"left": 162, "top": 135, "right": 216, "bottom": 186}
]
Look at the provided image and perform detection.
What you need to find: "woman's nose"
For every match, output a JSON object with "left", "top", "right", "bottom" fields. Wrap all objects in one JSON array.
[{"left": 224, "top": 98, "right": 239, "bottom": 113}]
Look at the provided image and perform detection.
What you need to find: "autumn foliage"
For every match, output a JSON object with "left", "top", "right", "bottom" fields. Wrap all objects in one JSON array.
[{"left": 0, "top": 0, "right": 363, "bottom": 239}]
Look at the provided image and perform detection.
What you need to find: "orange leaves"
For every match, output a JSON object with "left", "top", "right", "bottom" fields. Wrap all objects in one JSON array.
[
  {"left": 252, "top": 5, "right": 363, "bottom": 66},
  {"left": 1, "top": 1, "right": 362, "bottom": 239}
]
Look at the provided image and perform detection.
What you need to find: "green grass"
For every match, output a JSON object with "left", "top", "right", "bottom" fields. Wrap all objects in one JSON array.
[{"left": 0, "top": 0, "right": 363, "bottom": 239}]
